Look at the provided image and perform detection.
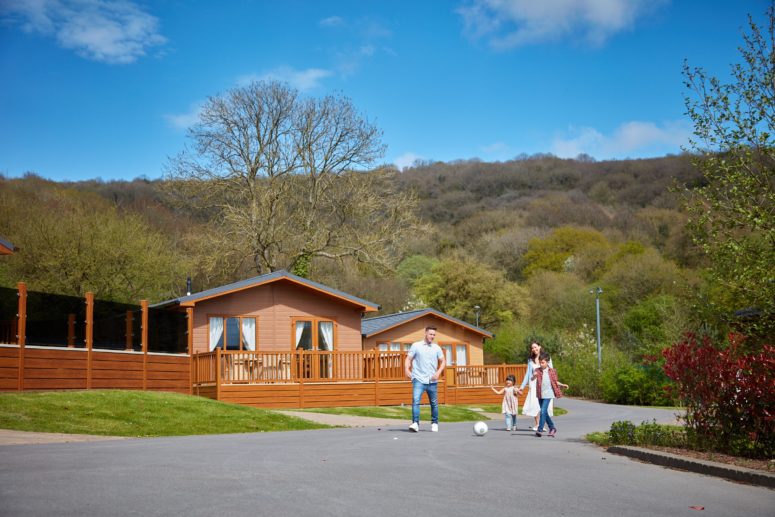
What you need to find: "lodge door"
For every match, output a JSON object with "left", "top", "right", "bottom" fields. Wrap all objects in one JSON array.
[{"left": 293, "top": 319, "right": 334, "bottom": 379}]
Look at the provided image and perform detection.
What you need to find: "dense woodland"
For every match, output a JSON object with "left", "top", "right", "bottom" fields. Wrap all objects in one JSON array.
[{"left": 0, "top": 153, "right": 712, "bottom": 401}]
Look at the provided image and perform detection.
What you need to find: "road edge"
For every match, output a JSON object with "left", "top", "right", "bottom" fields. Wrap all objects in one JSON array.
[{"left": 607, "top": 445, "right": 775, "bottom": 489}]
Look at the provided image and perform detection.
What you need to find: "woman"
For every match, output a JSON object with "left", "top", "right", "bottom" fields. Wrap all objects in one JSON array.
[{"left": 518, "top": 341, "right": 553, "bottom": 431}]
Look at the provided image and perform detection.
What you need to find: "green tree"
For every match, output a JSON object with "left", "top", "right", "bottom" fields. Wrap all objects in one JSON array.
[
  {"left": 396, "top": 255, "right": 439, "bottom": 287},
  {"left": 413, "top": 256, "right": 527, "bottom": 328},
  {"left": 522, "top": 226, "right": 610, "bottom": 278},
  {"left": 681, "top": 7, "right": 775, "bottom": 341},
  {"left": 0, "top": 179, "right": 187, "bottom": 302},
  {"left": 523, "top": 271, "right": 591, "bottom": 332},
  {"left": 600, "top": 248, "right": 685, "bottom": 309}
]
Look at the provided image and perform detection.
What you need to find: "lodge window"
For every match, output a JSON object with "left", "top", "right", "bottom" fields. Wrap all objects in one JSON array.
[
  {"left": 377, "top": 342, "right": 412, "bottom": 352},
  {"left": 440, "top": 343, "right": 469, "bottom": 366},
  {"left": 292, "top": 318, "right": 336, "bottom": 351},
  {"left": 209, "top": 316, "right": 257, "bottom": 351}
]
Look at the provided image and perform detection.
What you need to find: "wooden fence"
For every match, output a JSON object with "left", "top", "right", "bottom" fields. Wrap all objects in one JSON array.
[
  {"left": 192, "top": 349, "right": 527, "bottom": 409},
  {"left": 0, "top": 282, "right": 191, "bottom": 394},
  {"left": 0, "top": 345, "right": 190, "bottom": 393}
]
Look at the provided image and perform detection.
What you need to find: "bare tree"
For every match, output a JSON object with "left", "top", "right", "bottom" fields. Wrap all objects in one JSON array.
[{"left": 165, "top": 80, "right": 420, "bottom": 277}]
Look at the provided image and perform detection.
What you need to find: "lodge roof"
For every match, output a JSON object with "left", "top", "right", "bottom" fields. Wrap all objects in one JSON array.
[
  {"left": 361, "top": 308, "right": 492, "bottom": 338},
  {"left": 152, "top": 270, "right": 380, "bottom": 311},
  {"left": 0, "top": 237, "right": 17, "bottom": 255}
]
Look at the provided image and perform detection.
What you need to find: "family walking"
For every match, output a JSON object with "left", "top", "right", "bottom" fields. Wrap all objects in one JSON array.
[
  {"left": 493, "top": 341, "right": 568, "bottom": 437},
  {"left": 404, "top": 330, "right": 567, "bottom": 438}
]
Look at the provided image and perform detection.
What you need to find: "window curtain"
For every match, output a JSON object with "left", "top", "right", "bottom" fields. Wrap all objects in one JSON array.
[
  {"left": 442, "top": 345, "right": 453, "bottom": 365},
  {"left": 456, "top": 344, "right": 467, "bottom": 366},
  {"left": 241, "top": 318, "right": 256, "bottom": 351},
  {"left": 319, "top": 321, "right": 333, "bottom": 351},
  {"left": 209, "top": 317, "right": 224, "bottom": 351},
  {"left": 295, "top": 321, "right": 306, "bottom": 350}
]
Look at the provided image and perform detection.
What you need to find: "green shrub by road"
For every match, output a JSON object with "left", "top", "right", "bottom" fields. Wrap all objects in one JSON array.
[{"left": 0, "top": 390, "right": 330, "bottom": 437}]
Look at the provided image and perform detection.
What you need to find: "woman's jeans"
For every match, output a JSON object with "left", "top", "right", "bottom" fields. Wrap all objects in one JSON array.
[
  {"left": 538, "top": 398, "right": 556, "bottom": 432},
  {"left": 504, "top": 413, "right": 517, "bottom": 429},
  {"left": 412, "top": 379, "right": 439, "bottom": 424}
]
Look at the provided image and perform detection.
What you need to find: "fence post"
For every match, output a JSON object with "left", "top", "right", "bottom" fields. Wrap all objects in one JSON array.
[
  {"left": 17, "top": 282, "right": 26, "bottom": 391},
  {"left": 374, "top": 349, "right": 380, "bottom": 406},
  {"left": 186, "top": 307, "right": 194, "bottom": 394},
  {"left": 215, "top": 347, "right": 221, "bottom": 401},
  {"left": 85, "top": 291, "right": 93, "bottom": 390},
  {"left": 141, "top": 300, "right": 148, "bottom": 391},
  {"left": 298, "top": 351, "right": 304, "bottom": 409}
]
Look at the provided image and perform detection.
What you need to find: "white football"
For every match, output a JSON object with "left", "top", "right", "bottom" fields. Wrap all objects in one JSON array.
[{"left": 473, "top": 421, "right": 488, "bottom": 436}]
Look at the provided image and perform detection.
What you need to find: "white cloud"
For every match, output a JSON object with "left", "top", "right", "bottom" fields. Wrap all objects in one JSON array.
[
  {"left": 457, "top": 0, "right": 667, "bottom": 49},
  {"left": 164, "top": 102, "right": 203, "bottom": 130},
  {"left": 551, "top": 120, "right": 691, "bottom": 159},
  {"left": 319, "top": 15, "right": 344, "bottom": 27},
  {"left": 238, "top": 67, "right": 334, "bottom": 92},
  {"left": 1, "top": 0, "right": 166, "bottom": 64},
  {"left": 393, "top": 152, "right": 426, "bottom": 170}
]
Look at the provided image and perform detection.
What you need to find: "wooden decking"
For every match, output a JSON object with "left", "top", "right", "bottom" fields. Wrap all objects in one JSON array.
[
  {"left": 0, "top": 345, "right": 526, "bottom": 409},
  {"left": 192, "top": 349, "right": 527, "bottom": 409}
]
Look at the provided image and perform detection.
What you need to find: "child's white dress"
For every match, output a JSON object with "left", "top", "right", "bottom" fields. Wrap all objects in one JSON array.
[
  {"left": 501, "top": 386, "right": 519, "bottom": 415},
  {"left": 521, "top": 359, "right": 553, "bottom": 417}
]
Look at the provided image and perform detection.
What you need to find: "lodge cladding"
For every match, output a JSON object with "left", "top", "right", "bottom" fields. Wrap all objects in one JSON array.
[{"left": 0, "top": 271, "right": 526, "bottom": 408}]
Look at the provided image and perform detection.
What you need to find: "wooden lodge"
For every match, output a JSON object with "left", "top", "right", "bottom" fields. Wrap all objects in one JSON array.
[{"left": 0, "top": 271, "right": 524, "bottom": 409}]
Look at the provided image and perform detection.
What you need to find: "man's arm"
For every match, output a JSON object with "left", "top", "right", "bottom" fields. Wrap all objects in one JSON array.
[
  {"left": 432, "top": 352, "right": 446, "bottom": 381},
  {"left": 404, "top": 353, "right": 413, "bottom": 379}
]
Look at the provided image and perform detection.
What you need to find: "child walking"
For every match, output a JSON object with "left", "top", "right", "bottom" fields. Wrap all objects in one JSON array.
[
  {"left": 530, "top": 352, "right": 569, "bottom": 437},
  {"left": 491, "top": 374, "right": 519, "bottom": 431}
]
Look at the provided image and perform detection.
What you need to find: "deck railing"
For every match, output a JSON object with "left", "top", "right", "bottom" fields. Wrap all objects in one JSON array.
[{"left": 193, "top": 349, "right": 524, "bottom": 388}]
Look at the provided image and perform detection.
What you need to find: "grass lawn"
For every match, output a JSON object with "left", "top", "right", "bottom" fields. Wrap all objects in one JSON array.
[
  {"left": 298, "top": 403, "right": 567, "bottom": 421},
  {"left": 0, "top": 390, "right": 331, "bottom": 437}
]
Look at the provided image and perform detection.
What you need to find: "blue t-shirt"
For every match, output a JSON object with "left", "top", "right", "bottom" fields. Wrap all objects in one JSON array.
[{"left": 408, "top": 340, "right": 444, "bottom": 384}]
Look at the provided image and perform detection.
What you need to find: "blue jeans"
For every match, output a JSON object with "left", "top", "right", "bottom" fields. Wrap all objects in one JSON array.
[
  {"left": 538, "top": 398, "right": 555, "bottom": 432},
  {"left": 412, "top": 379, "right": 439, "bottom": 424},
  {"left": 505, "top": 413, "right": 517, "bottom": 429}
]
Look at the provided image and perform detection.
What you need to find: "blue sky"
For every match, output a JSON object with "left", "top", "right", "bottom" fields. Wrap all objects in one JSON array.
[{"left": 0, "top": 0, "right": 769, "bottom": 182}]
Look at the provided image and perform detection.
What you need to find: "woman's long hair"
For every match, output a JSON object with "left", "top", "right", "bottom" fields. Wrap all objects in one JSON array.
[{"left": 528, "top": 341, "right": 542, "bottom": 362}]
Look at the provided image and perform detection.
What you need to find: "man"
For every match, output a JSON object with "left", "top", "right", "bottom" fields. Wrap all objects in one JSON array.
[{"left": 404, "top": 326, "right": 446, "bottom": 432}]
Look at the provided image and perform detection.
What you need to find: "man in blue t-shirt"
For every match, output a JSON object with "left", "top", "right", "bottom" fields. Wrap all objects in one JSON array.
[{"left": 404, "top": 326, "right": 446, "bottom": 432}]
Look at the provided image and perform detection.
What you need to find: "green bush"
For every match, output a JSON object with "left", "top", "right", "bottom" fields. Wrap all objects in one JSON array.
[
  {"left": 609, "top": 420, "right": 637, "bottom": 445},
  {"left": 601, "top": 362, "right": 674, "bottom": 406},
  {"left": 608, "top": 419, "right": 685, "bottom": 447}
]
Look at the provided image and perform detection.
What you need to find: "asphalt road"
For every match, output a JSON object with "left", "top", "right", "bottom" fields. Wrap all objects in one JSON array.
[{"left": 0, "top": 398, "right": 771, "bottom": 517}]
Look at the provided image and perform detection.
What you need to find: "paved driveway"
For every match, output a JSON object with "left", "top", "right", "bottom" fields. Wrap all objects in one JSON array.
[{"left": 0, "top": 399, "right": 771, "bottom": 516}]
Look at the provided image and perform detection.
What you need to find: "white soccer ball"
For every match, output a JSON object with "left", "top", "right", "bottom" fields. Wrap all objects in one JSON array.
[{"left": 473, "top": 421, "right": 488, "bottom": 436}]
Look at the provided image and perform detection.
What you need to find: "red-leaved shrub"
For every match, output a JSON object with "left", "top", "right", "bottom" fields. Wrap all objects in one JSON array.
[{"left": 662, "top": 333, "right": 774, "bottom": 458}]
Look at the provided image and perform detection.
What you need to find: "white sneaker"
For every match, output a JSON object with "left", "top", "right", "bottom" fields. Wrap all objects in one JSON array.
[
  {"left": 431, "top": 423, "right": 439, "bottom": 432},
  {"left": 408, "top": 422, "right": 419, "bottom": 432},
  {"left": 531, "top": 426, "right": 538, "bottom": 431}
]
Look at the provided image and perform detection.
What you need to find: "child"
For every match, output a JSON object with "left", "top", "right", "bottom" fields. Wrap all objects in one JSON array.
[
  {"left": 530, "top": 352, "right": 569, "bottom": 437},
  {"left": 491, "top": 374, "right": 519, "bottom": 431}
]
